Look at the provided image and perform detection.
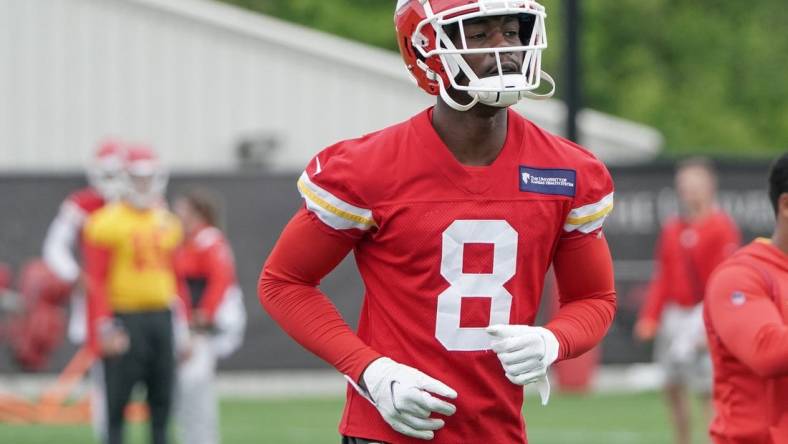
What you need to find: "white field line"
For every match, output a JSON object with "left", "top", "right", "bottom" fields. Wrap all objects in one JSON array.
[{"left": 0, "top": 364, "right": 664, "bottom": 400}]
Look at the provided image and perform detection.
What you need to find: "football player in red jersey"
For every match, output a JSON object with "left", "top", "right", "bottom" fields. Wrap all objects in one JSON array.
[
  {"left": 41, "top": 139, "right": 125, "bottom": 439},
  {"left": 259, "top": 1, "right": 616, "bottom": 443},
  {"left": 704, "top": 153, "right": 788, "bottom": 443},
  {"left": 43, "top": 140, "right": 126, "bottom": 343},
  {"left": 635, "top": 158, "right": 740, "bottom": 444}
]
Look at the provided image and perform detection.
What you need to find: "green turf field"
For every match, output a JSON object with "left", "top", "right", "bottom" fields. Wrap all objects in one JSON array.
[{"left": 0, "top": 391, "right": 709, "bottom": 443}]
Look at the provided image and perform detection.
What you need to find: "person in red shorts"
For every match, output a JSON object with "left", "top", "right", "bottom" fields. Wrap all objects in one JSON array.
[
  {"left": 635, "top": 158, "right": 740, "bottom": 444},
  {"left": 704, "top": 152, "right": 788, "bottom": 443}
]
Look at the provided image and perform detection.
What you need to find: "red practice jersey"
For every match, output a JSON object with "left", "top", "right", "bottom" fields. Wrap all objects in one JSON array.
[
  {"left": 639, "top": 211, "right": 740, "bottom": 324},
  {"left": 67, "top": 187, "right": 106, "bottom": 215},
  {"left": 704, "top": 239, "right": 788, "bottom": 443},
  {"left": 267, "top": 108, "right": 615, "bottom": 443},
  {"left": 174, "top": 225, "right": 237, "bottom": 321},
  {"left": 43, "top": 187, "right": 106, "bottom": 283}
]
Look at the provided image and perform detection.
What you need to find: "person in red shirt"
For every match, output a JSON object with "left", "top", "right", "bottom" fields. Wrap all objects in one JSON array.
[
  {"left": 259, "top": 2, "right": 616, "bottom": 443},
  {"left": 173, "top": 189, "right": 246, "bottom": 444},
  {"left": 43, "top": 140, "right": 126, "bottom": 344},
  {"left": 41, "top": 139, "right": 125, "bottom": 441},
  {"left": 635, "top": 158, "right": 740, "bottom": 444},
  {"left": 704, "top": 153, "right": 788, "bottom": 443}
]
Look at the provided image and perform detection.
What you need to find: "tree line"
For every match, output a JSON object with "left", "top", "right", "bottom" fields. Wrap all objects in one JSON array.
[{"left": 222, "top": 0, "right": 787, "bottom": 158}]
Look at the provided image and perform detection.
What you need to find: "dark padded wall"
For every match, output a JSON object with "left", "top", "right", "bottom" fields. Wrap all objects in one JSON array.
[{"left": 0, "top": 161, "right": 774, "bottom": 372}]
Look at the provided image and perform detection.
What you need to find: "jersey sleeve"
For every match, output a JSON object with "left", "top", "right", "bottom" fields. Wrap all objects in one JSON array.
[
  {"left": 637, "top": 229, "right": 669, "bottom": 324},
  {"left": 258, "top": 208, "right": 382, "bottom": 382},
  {"left": 562, "top": 156, "right": 614, "bottom": 236},
  {"left": 706, "top": 263, "right": 788, "bottom": 378},
  {"left": 82, "top": 221, "right": 114, "bottom": 353},
  {"left": 296, "top": 144, "right": 377, "bottom": 240},
  {"left": 199, "top": 232, "right": 237, "bottom": 321},
  {"left": 42, "top": 199, "right": 86, "bottom": 283},
  {"left": 548, "top": 233, "right": 617, "bottom": 361}
]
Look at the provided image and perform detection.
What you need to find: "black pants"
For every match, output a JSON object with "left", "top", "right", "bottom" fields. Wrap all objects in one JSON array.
[
  {"left": 343, "top": 437, "right": 387, "bottom": 444},
  {"left": 103, "top": 309, "right": 175, "bottom": 444}
]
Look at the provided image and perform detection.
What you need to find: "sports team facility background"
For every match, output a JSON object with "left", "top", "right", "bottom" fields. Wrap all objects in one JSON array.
[{"left": 0, "top": 162, "right": 774, "bottom": 372}]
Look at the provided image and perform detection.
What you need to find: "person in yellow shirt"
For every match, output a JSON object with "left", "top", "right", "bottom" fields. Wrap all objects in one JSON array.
[{"left": 83, "top": 145, "right": 183, "bottom": 444}]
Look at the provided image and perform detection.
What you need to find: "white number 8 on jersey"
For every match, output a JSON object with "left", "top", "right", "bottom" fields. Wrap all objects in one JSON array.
[{"left": 436, "top": 220, "right": 517, "bottom": 351}]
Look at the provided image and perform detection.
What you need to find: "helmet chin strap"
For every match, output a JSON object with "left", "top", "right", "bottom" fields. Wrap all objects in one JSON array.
[
  {"left": 521, "top": 71, "right": 556, "bottom": 100},
  {"left": 438, "top": 70, "right": 556, "bottom": 112},
  {"left": 469, "top": 74, "right": 529, "bottom": 107},
  {"left": 437, "top": 74, "right": 479, "bottom": 112}
]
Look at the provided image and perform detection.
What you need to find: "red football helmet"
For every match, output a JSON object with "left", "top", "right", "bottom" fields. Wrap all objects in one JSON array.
[
  {"left": 121, "top": 145, "right": 168, "bottom": 209},
  {"left": 395, "top": 0, "right": 554, "bottom": 111},
  {"left": 87, "top": 139, "right": 126, "bottom": 201}
]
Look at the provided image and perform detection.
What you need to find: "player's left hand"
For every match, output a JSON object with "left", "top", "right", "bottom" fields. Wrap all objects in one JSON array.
[
  {"left": 487, "top": 324, "right": 559, "bottom": 405},
  {"left": 191, "top": 309, "right": 215, "bottom": 332}
]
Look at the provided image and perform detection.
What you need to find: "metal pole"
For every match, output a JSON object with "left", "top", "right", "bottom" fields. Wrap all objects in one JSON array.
[{"left": 565, "top": 0, "right": 581, "bottom": 143}]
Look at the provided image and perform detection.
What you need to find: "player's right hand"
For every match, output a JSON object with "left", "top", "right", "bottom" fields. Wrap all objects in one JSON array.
[
  {"left": 634, "top": 318, "right": 658, "bottom": 342},
  {"left": 361, "top": 357, "right": 457, "bottom": 440},
  {"left": 100, "top": 329, "right": 129, "bottom": 356},
  {"left": 99, "top": 319, "right": 129, "bottom": 357}
]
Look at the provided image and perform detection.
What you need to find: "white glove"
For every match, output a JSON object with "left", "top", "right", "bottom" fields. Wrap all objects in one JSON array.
[
  {"left": 486, "top": 324, "right": 560, "bottom": 406},
  {"left": 348, "top": 357, "right": 458, "bottom": 440}
]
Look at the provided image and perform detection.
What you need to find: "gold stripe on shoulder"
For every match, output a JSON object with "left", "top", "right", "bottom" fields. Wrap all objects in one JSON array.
[
  {"left": 297, "top": 179, "right": 376, "bottom": 227},
  {"left": 566, "top": 203, "right": 614, "bottom": 226}
]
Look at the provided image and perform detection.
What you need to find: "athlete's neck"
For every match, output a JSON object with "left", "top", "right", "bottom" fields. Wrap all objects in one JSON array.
[{"left": 431, "top": 98, "right": 508, "bottom": 167}]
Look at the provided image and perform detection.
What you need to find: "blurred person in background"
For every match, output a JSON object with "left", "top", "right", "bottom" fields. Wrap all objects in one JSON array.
[
  {"left": 635, "top": 158, "right": 740, "bottom": 444},
  {"left": 43, "top": 139, "right": 126, "bottom": 345},
  {"left": 40, "top": 140, "right": 125, "bottom": 438},
  {"left": 83, "top": 145, "right": 186, "bottom": 444},
  {"left": 260, "top": 1, "right": 617, "bottom": 443},
  {"left": 704, "top": 152, "right": 788, "bottom": 443},
  {"left": 173, "top": 189, "right": 246, "bottom": 444}
]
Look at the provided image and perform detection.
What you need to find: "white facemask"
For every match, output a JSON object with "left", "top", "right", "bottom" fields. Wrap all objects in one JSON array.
[{"left": 412, "top": 0, "right": 555, "bottom": 111}]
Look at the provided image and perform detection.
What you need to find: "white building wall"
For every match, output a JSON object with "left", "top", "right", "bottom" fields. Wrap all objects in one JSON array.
[{"left": 0, "top": 0, "right": 661, "bottom": 172}]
